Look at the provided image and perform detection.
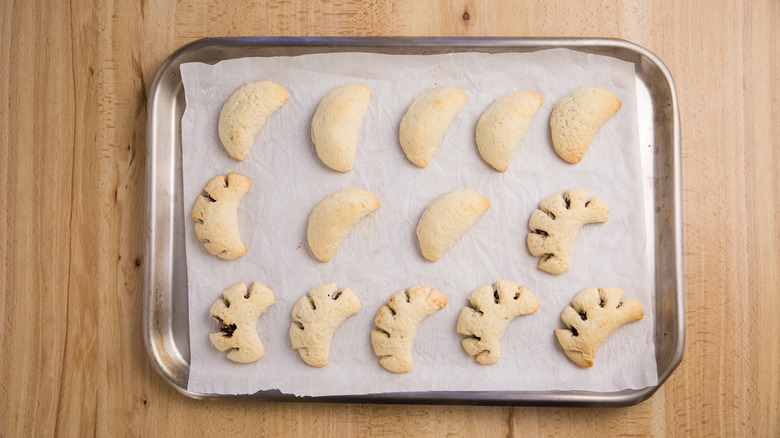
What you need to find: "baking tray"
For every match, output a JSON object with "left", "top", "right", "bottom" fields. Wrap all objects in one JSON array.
[{"left": 144, "top": 37, "right": 683, "bottom": 406}]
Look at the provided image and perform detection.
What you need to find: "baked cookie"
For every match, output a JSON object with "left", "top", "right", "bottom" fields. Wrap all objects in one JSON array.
[
  {"left": 209, "top": 282, "right": 275, "bottom": 363},
  {"left": 550, "top": 87, "right": 621, "bottom": 163},
  {"left": 416, "top": 188, "right": 490, "bottom": 262},
  {"left": 476, "top": 91, "right": 544, "bottom": 171},
  {"left": 527, "top": 189, "right": 608, "bottom": 274},
  {"left": 307, "top": 188, "right": 381, "bottom": 262},
  {"left": 371, "top": 286, "right": 447, "bottom": 373},
  {"left": 457, "top": 281, "right": 539, "bottom": 364},
  {"left": 192, "top": 172, "right": 251, "bottom": 260},
  {"left": 290, "top": 283, "right": 361, "bottom": 367},
  {"left": 555, "top": 287, "right": 644, "bottom": 367},
  {"left": 311, "top": 84, "right": 372, "bottom": 172},
  {"left": 399, "top": 87, "right": 468, "bottom": 167},
  {"left": 218, "top": 81, "right": 289, "bottom": 160}
]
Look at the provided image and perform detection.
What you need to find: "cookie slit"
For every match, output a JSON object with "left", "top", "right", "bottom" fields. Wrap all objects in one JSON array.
[
  {"left": 616, "top": 301, "right": 623, "bottom": 309},
  {"left": 599, "top": 298, "right": 606, "bottom": 307},
  {"left": 571, "top": 327, "right": 579, "bottom": 337},
  {"left": 404, "top": 290, "right": 411, "bottom": 303},
  {"left": 387, "top": 303, "right": 397, "bottom": 316},
  {"left": 542, "top": 253, "right": 555, "bottom": 262},
  {"left": 332, "top": 289, "right": 343, "bottom": 300},
  {"left": 493, "top": 289, "right": 500, "bottom": 304},
  {"left": 534, "top": 229, "right": 549, "bottom": 236},
  {"left": 546, "top": 210, "right": 556, "bottom": 220},
  {"left": 514, "top": 287, "right": 522, "bottom": 300},
  {"left": 214, "top": 316, "right": 237, "bottom": 338},
  {"left": 470, "top": 334, "right": 481, "bottom": 341},
  {"left": 307, "top": 296, "right": 317, "bottom": 310},
  {"left": 376, "top": 328, "right": 391, "bottom": 338},
  {"left": 204, "top": 192, "right": 217, "bottom": 203},
  {"left": 222, "top": 175, "right": 229, "bottom": 188},
  {"left": 295, "top": 321, "right": 305, "bottom": 330},
  {"left": 579, "top": 311, "right": 587, "bottom": 321},
  {"left": 585, "top": 200, "right": 591, "bottom": 207}
]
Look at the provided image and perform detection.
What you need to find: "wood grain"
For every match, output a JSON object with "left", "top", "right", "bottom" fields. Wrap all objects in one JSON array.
[{"left": 1, "top": 0, "right": 778, "bottom": 436}]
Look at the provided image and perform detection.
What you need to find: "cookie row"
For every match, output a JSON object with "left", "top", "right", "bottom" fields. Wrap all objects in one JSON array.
[
  {"left": 219, "top": 81, "right": 621, "bottom": 170},
  {"left": 193, "top": 175, "right": 607, "bottom": 275},
  {"left": 210, "top": 281, "right": 643, "bottom": 371}
]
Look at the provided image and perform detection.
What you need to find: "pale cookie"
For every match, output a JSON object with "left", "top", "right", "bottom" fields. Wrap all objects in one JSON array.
[
  {"left": 526, "top": 189, "right": 608, "bottom": 274},
  {"left": 416, "top": 188, "right": 490, "bottom": 262},
  {"left": 476, "top": 91, "right": 544, "bottom": 171},
  {"left": 399, "top": 87, "right": 468, "bottom": 167},
  {"left": 311, "top": 84, "right": 372, "bottom": 172},
  {"left": 290, "top": 283, "right": 361, "bottom": 367},
  {"left": 555, "top": 287, "right": 644, "bottom": 367},
  {"left": 307, "top": 188, "right": 381, "bottom": 262},
  {"left": 457, "top": 281, "right": 539, "bottom": 364},
  {"left": 192, "top": 172, "right": 251, "bottom": 260},
  {"left": 371, "top": 286, "right": 447, "bottom": 373},
  {"left": 550, "top": 87, "right": 621, "bottom": 163},
  {"left": 218, "top": 81, "right": 289, "bottom": 160},
  {"left": 209, "top": 282, "right": 275, "bottom": 363}
]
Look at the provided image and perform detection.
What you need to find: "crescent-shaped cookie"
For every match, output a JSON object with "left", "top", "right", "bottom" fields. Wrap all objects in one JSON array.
[
  {"left": 527, "top": 189, "right": 608, "bottom": 274},
  {"left": 371, "top": 285, "right": 447, "bottom": 373},
  {"left": 218, "top": 81, "right": 289, "bottom": 160},
  {"left": 476, "top": 91, "right": 543, "bottom": 171},
  {"left": 209, "top": 282, "right": 275, "bottom": 363},
  {"left": 311, "top": 84, "right": 372, "bottom": 172},
  {"left": 307, "top": 188, "right": 381, "bottom": 262},
  {"left": 416, "top": 188, "right": 490, "bottom": 262},
  {"left": 555, "top": 287, "right": 644, "bottom": 367},
  {"left": 399, "top": 87, "right": 468, "bottom": 167},
  {"left": 290, "top": 283, "right": 361, "bottom": 367},
  {"left": 457, "top": 280, "right": 539, "bottom": 364},
  {"left": 192, "top": 172, "right": 251, "bottom": 260},
  {"left": 550, "top": 87, "right": 621, "bottom": 164}
]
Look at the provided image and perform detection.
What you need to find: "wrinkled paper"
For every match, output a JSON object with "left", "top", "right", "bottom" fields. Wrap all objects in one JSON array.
[{"left": 180, "top": 49, "right": 657, "bottom": 396}]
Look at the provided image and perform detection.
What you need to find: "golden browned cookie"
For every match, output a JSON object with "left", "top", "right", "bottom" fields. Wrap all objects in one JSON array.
[
  {"left": 526, "top": 189, "right": 608, "bottom": 274},
  {"left": 290, "top": 283, "right": 361, "bottom": 367},
  {"left": 306, "top": 188, "right": 381, "bottom": 262},
  {"left": 218, "top": 81, "right": 288, "bottom": 160},
  {"left": 550, "top": 87, "right": 621, "bottom": 164},
  {"left": 555, "top": 287, "right": 644, "bottom": 367},
  {"left": 476, "top": 91, "right": 543, "bottom": 171},
  {"left": 416, "top": 188, "right": 490, "bottom": 262},
  {"left": 399, "top": 87, "right": 468, "bottom": 167},
  {"left": 191, "top": 172, "right": 252, "bottom": 260},
  {"left": 457, "top": 280, "right": 539, "bottom": 364},
  {"left": 311, "top": 84, "right": 372, "bottom": 172},
  {"left": 209, "top": 282, "right": 275, "bottom": 363},
  {"left": 371, "top": 286, "right": 447, "bottom": 373}
]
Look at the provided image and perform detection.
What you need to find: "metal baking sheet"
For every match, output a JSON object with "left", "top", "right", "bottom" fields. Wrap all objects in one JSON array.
[{"left": 144, "top": 37, "right": 683, "bottom": 406}]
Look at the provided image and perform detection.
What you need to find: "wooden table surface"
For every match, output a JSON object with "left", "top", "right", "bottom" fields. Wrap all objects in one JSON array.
[{"left": 2, "top": 0, "right": 778, "bottom": 436}]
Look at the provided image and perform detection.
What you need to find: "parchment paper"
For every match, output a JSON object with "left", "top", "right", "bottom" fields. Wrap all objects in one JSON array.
[{"left": 180, "top": 49, "right": 658, "bottom": 396}]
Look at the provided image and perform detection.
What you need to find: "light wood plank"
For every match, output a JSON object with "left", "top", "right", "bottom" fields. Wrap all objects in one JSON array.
[{"left": 0, "top": 0, "right": 74, "bottom": 435}]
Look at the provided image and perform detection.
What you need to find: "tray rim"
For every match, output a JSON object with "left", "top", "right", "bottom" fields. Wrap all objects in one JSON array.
[{"left": 144, "top": 36, "right": 684, "bottom": 406}]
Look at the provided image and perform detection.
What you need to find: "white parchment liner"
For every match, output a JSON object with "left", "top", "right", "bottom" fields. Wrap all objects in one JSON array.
[{"left": 180, "top": 49, "right": 657, "bottom": 396}]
